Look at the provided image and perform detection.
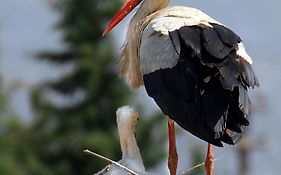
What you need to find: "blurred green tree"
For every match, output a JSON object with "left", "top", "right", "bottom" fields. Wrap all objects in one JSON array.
[
  {"left": 28, "top": 0, "right": 164, "bottom": 174},
  {"left": 0, "top": 79, "right": 44, "bottom": 175},
  {"left": 189, "top": 146, "right": 205, "bottom": 175}
]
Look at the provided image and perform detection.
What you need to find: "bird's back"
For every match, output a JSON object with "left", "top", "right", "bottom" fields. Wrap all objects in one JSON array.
[{"left": 151, "top": 6, "right": 220, "bottom": 34}]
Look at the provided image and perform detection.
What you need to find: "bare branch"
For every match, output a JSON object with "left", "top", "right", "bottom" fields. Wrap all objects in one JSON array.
[
  {"left": 180, "top": 156, "right": 223, "bottom": 175},
  {"left": 84, "top": 149, "right": 139, "bottom": 175}
]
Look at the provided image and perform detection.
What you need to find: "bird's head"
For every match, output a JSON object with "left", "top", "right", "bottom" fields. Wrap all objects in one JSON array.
[
  {"left": 103, "top": 0, "right": 142, "bottom": 36},
  {"left": 116, "top": 106, "right": 139, "bottom": 133}
]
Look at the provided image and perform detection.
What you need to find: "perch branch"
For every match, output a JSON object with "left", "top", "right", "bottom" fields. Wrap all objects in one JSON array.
[
  {"left": 180, "top": 156, "right": 223, "bottom": 175},
  {"left": 84, "top": 149, "right": 139, "bottom": 175}
]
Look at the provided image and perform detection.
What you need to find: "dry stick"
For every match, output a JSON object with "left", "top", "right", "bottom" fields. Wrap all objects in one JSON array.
[
  {"left": 180, "top": 156, "right": 223, "bottom": 175},
  {"left": 84, "top": 149, "right": 139, "bottom": 175}
]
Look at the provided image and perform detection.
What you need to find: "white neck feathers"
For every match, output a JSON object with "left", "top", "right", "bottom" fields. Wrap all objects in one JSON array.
[
  {"left": 116, "top": 106, "right": 142, "bottom": 162},
  {"left": 120, "top": 0, "right": 169, "bottom": 89}
]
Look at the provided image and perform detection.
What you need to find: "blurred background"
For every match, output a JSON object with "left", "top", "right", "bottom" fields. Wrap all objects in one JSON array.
[{"left": 0, "top": 0, "right": 279, "bottom": 174}]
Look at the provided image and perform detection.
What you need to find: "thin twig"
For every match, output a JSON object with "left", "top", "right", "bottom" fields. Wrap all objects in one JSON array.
[
  {"left": 84, "top": 149, "right": 139, "bottom": 175},
  {"left": 180, "top": 156, "right": 223, "bottom": 175}
]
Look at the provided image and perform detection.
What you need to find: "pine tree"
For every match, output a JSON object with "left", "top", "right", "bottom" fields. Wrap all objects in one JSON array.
[{"left": 28, "top": 0, "right": 164, "bottom": 174}]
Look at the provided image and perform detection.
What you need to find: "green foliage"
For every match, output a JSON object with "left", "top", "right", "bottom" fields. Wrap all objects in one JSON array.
[
  {"left": 0, "top": 82, "right": 47, "bottom": 175},
  {"left": 0, "top": 0, "right": 164, "bottom": 174},
  {"left": 25, "top": 0, "right": 164, "bottom": 174},
  {"left": 189, "top": 145, "right": 205, "bottom": 175}
]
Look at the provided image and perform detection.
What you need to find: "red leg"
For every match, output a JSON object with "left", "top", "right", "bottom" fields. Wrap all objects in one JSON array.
[
  {"left": 168, "top": 118, "right": 178, "bottom": 175},
  {"left": 205, "top": 144, "right": 214, "bottom": 175}
]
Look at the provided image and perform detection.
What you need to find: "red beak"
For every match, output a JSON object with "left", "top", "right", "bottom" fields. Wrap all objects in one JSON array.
[{"left": 103, "top": 0, "right": 142, "bottom": 36}]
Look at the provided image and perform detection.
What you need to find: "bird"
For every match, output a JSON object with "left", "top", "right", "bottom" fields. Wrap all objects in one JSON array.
[
  {"left": 103, "top": 0, "right": 259, "bottom": 175},
  {"left": 94, "top": 106, "right": 147, "bottom": 175}
]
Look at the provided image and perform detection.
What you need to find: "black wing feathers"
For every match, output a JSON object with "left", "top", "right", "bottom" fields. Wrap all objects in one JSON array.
[
  {"left": 202, "top": 27, "right": 235, "bottom": 59},
  {"left": 178, "top": 27, "right": 201, "bottom": 56},
  {"left": 211, "top": 23, "right": 242, "bottom": 46},
  {"left": 239, "top": 58, "right": 260, "bottom": 88},
  {"left": 144, "top": 24, "right": 258, "bottom": 146},
  {"left": 218, "top": 53, "right": 241, "bottom": 90}
]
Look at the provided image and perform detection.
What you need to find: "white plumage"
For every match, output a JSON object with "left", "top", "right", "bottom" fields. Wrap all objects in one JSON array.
[
  {"left": 139, "top": 6, "right": 253, "bottom": 76},
  {"left": 237, "top": 43, "right": 253, "bottom": 64},
  {"left": 150, "top": 6, "right": 220, "bottom": 35},
  {"left": 94, "top": 106, "right": 147, "bottom": 175},
  {"left": 103, "top": 0, "right": 259, "bottom": 174},
  {"left": 140, "top": 25, "right": 179, "bottom": 75}
]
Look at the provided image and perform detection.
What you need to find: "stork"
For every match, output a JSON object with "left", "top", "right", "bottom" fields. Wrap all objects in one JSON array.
[
  {"left": 95, "top": 106, "right": 147, "bottom": 175},
  {"left": 103, "top": 0, "right": 259, "bottom": 175}
]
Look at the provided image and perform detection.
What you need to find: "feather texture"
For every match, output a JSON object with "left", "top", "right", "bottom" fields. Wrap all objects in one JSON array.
[
  {"left": 121, "top": 3, "right": 258, "bottom": 146},
  {"left": 94, "top": 106, "right": 147, "bottom": 175},
  {"left": 143, "top": 24, "right": 258, "bottom": 146}
]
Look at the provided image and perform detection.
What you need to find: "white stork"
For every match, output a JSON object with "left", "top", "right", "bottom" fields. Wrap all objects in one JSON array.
[
  {"left": 103, "top": 0, "right": 259, "bottom": 175},
  {"left": 95, "top": 106, "right": 147, "bottom": 175}
]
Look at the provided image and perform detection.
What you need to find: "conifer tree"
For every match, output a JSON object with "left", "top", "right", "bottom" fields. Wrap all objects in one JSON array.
[{"left": 29, "top": 0, "right": 163, "bottom": 174}]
